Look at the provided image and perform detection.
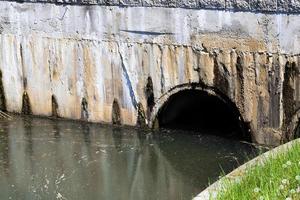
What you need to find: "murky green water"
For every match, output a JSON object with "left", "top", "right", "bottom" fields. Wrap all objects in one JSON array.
[{"left": 0, "top": 115, "right": 258, "bottom": 200}]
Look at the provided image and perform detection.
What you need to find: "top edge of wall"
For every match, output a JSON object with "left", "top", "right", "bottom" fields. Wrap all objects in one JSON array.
[{"left": 5, "top": 0, "right": 300, "bottom": 15}]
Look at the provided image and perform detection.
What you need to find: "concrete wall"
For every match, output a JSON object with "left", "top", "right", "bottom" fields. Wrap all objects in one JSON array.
[{"left": 0, "top": 1, "right": 300, "bottom": 144}]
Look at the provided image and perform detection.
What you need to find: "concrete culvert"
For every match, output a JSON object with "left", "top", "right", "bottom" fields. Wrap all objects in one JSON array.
[{"left": 156, "top": 89, "right": 251, "bottom": 141}]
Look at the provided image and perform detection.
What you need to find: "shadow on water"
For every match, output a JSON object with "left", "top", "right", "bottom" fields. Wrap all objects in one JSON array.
[
  {"left": 0, "top": 115, "right": 259, "bottom": 200},
  {"left": 0, "top": 119, "right": 9, "bottom": 176}
]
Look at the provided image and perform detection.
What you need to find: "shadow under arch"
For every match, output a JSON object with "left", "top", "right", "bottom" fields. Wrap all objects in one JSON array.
[
  {"left": 150, "top": 84, "right": 252, "bottom": 141},
  {"left": 295, "top": 122, "right": 300, "bottom": 139},
  {"left": 285, "top": 109, "right": 300, "bottom": 140}
]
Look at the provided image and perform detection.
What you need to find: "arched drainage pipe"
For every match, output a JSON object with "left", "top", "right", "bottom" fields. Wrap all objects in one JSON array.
[{"left": 150, "top": 85, "right": 251, "bottom": 142}]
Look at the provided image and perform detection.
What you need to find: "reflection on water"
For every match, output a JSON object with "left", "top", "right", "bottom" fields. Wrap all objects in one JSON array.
[{"left": 0, "top": 116, "right": 258, "bottom": 200}]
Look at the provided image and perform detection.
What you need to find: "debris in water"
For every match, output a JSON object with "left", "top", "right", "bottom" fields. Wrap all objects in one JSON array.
[
  {"left": 56, "top": 192, "right": 63, "bottom": 199},
  {"left": 0, "top": 110, "right": 12, "bottom": 120}
]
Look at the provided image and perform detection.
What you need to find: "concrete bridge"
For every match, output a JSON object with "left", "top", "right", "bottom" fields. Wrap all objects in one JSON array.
[{"left": 0, "top": 0, "right": 300, "bottom": 145}]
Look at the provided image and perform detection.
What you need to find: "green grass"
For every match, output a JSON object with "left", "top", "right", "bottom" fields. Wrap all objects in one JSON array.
[{"left": 215, "top": 141, "right": 300, "bottom": 200}]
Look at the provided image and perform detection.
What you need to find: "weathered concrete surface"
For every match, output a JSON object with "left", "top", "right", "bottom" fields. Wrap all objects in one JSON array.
[{"left": 0, "top": 1, "right": 300, "bottom": 145}]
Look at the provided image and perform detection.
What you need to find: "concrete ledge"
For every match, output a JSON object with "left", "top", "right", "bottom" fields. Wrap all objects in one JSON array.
[
  {"left": 193, "top": 138, "right": 300, "bottom": 200},
  {"left": 4, "top": 0, "right": 300, "bottom": 14}
]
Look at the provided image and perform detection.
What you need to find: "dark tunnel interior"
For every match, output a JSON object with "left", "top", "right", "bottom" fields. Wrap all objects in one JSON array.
[{"left": 157, "top": 89, "right": 251, "bottom": 141}]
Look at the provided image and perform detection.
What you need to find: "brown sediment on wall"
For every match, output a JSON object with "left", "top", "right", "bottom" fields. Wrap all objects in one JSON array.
[{"left": 2, "top": 32, "right": 300, "bottom": 145}]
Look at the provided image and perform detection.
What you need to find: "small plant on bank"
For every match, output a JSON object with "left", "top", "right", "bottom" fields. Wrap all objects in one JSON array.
[{"left": 215, "top": 142, "right": 300, "bottom": 200}]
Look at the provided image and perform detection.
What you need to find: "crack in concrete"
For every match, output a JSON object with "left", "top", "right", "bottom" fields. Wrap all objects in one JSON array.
[
  {"left": 58, "top": 7, "right": 69, "bottom": 21},
  {"left": 159, "top": 45, "right": 165, "bottom": 94},
  {"left": 117, "top": 43, "right": 138, "bottom": 110},
  {"left": 19, "top": 43, "right": 27, "bottom": 89}
]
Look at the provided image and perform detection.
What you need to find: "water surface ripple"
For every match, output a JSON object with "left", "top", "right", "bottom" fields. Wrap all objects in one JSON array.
[{"left": 0, "top": 116, "right": 258, "bottom": 200}]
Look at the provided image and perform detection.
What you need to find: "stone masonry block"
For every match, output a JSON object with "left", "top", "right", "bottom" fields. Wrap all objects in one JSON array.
[
  {"left": 198, "top": 0, "right": 225, "bottom": 9},
  {"left": 251, "top": 0, "right": 277, "bottom": 12},
  {"left": 80, "top": 0, "right": 98, "bottom": 4},
  {"left": 142, "top": 0, "right": 154, "bottom": 6},
  {"left": 277, "top": 0, "right": 300, "bottom": 13},
  {"left": 120, "top": 0, "right": 142, "bottom": 6},
  {"left": 287, "top": 0, "right": 300, "bottom": 13},
  {"left": 103, "top": 0, "right": 119, "bottom": 5},
  {"left": 226, "top": 0, "right": 250, "bottom": 10},
  {"left": 151, "top": 0, "right": 177, "bottom": 7},
  {"left": 161, "top": 0, "right": 177, "bottom": 7},
  {"left": 180, "top": 0, "right": 198, "bottom": 8}
]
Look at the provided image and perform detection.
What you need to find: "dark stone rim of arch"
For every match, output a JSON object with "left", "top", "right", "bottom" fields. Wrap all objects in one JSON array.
[
  {"left": 6, "top": 0, "right": 300, "bottom": 15},
  {"left": 149, "top": 83, "right": 252, "bottom": 141}
]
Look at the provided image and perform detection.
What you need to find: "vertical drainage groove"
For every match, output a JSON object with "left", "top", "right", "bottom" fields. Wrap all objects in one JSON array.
[
  {"left": 51, "top": 95, "right": 59, "bottom": 117},
  {"left": 22, "top": 91, "right": 32, "bottom": 115},
  {"left": 145, "top": 76, "right": 154, "bottom": 120},
  {"left": 0, "top": 70, "right": 6, "bottom": 111},
  {"left": 136, "top": 102, "right": 146, "bottom": 127},
  {"left": 112, "top": 99, "right": 121, "bottom": 125},
  {"left": 81, "top": 98, "right": 89, "bottom": 120}
]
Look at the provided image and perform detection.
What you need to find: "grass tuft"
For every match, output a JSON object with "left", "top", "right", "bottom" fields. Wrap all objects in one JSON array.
[{"left": 215, "top": 142, "right": 300, "bottom": 200}]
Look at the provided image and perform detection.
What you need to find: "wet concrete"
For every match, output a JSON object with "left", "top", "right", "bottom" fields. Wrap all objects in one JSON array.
[{"left": 0, "top": 115, "right": 258, "bottom": 200}]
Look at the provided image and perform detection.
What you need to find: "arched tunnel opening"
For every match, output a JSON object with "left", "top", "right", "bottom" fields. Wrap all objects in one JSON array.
[{"left": 157, "top": 89, "right": 251, "bottom": 141}]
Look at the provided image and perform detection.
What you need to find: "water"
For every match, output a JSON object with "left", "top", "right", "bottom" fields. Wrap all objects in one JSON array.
[{"left": 0, "top": 115, "right": 258, "bottom": 200}]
